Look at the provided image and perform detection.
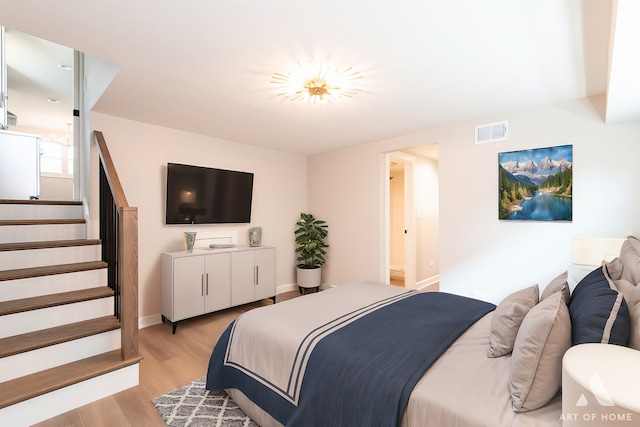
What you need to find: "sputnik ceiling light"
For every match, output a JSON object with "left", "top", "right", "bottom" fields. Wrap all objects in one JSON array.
[{"left": 271, "top": 60, "right": 363, "bottom": 105}]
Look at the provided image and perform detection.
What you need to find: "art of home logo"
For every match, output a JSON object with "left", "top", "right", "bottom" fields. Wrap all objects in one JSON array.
[{"left": 560, "top": 372, "right": 634, "bottom": 424}]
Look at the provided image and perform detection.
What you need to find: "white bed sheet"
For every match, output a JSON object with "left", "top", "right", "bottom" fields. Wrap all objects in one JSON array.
[{"left": 225, "top": 293, "right": 562, "bottom": 427}]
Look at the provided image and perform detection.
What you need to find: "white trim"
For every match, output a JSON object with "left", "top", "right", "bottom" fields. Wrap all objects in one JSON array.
[
  {"left": 0, "top": 364, "right": 139, "bottom": 427},
  {"left": 139, "top": 313, "right": 163, "bottom": 329},
  {"left": 417, "top": 274, "right": 440, "bottom": 291},
  {"left": 384, "top": 151, "right": 416, "bottom": 288},
  {"left": 277, "top": 283, "right": 297, "bottom": 293}
]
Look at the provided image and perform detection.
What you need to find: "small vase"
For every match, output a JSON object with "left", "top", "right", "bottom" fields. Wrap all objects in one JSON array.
[
  {"left": 249, "top": 227, "right": 262, "bottom": 247},
  {"left": 184, "top": 231, "right": 197, "bottom": 252}
]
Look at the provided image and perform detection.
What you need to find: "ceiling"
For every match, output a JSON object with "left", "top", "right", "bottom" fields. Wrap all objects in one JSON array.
[
  {"left": 1, "top": 0, "right": 639, "bottom": 156},
  {"left": 4, "top": 30, "right": 74, "bottom": 141}
]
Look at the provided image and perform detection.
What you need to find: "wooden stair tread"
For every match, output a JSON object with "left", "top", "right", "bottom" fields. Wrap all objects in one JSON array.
[
  {"left": 0, "top": 219, "right": 85, "bottom": 226},
  {"left": 0, "top": 286, "right": 114, "bottom": 316},
  {"left": 0, "top": 194, "right": 141, "bottom": 415},
  {"left": 0, "top": 349, "right": 142, "bottom": 409},
  {"left": 0, "top": 260, "right": 107, "bottom": 282},
  {"left": 0, "top": 199, "right": 83, "bottom": 206},
  {"left": 0, "top": 239, "right": 101, "bottom": 252},
  {"left": 0, "top": 315, "right": 121, "bottom": 358}
]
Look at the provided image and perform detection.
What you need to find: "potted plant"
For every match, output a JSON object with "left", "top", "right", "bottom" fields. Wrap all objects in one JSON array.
[{"left": 294, "top": 212, "right": 328, "bottom": 294}]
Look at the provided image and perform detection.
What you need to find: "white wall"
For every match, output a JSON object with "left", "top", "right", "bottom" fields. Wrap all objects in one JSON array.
[
  {"left": 412, "top": 154, "right": 439, "bottom": 286},
  {"left": 40, "top": 176, "right": 73, "bottom": 200},
  {"left": 308, "top": 145, "right": 385, "bottom": 285},
  {"left": 389, "top": 163, "right": 405, "bottom": 272},
  {"left": 308, "top": 95, "right": 640, "bottom": 303},
  {"left": 388, "top": 153, "right": 440, "bottom": 288},
  {"left": 90, "top": 112, "right": 307, "bottom": 322}
]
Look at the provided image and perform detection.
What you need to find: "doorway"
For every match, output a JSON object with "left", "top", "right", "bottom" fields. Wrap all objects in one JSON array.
[
  {"left": 386, "top": 152, "right": 415, "bottom": 288},
  {"left": 1, "top": 28, "right": 76, "bottom": 200},
  {"left": 384, "top": 145, "right": 440, "bottom": 291}
]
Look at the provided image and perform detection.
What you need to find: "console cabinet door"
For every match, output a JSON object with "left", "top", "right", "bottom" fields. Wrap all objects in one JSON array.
[
  {"left": 254, "top": 248, "right": 276, "bottom": 300},
  {"left": 173, "top": 255, "right": 205, "bottom": 321},
  {"left": 204, "top": 252, "right": 231, "bottom": 312},
  {"left": 162, "top": 247, "right": 275, "bottom": 327},
  {"left": 231, "top": 250, "right": 255, "bottom": 306}
]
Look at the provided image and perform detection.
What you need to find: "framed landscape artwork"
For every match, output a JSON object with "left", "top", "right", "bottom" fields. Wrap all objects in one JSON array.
[{"left": 498, "top": 145, "right": 572, "bottom": 221}]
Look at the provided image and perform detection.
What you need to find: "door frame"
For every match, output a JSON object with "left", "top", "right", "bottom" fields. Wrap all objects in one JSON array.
[{"left": 384, "top": 151, "right": 416, "bottom": 288}]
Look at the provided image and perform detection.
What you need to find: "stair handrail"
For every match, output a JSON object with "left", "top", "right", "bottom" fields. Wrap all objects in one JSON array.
[{"left": 93, "top": 130, "right": 139, "bottom": 361}]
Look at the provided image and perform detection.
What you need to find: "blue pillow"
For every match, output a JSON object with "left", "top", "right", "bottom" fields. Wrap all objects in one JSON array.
[{"left": 568, "top": 266, "right": 630, "bottom": 346}]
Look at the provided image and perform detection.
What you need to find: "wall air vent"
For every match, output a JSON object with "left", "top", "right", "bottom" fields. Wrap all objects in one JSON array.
[{"left": 475, "top": 120, "right": 508, "bottom": 144}]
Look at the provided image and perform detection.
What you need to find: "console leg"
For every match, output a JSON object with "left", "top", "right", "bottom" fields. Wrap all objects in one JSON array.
[
  {"left": 270, "top": 296, "right": 276, "bottom": 304},
  {"left": 172, "top": 322, "right": 177, "bottom": 334}
]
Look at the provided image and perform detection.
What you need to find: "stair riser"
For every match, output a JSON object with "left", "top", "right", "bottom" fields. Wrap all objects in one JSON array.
[
  {"left": 0, "top": 245, "right": 101, "bottom": 270},
  {"left": 0, "top": 204, "right": 83, "bottom": 220},
  {"left": 0, "top": 269, "right": 107, "bottom": 302},
  {"left": 0, "top": 297, "right": 115, "bottom": 339},
  {"left": 0, "top": 224, "right": 86, "bottom": 244},
  {"left": 0, "top": 202, "right": 138, "bottom": 422},
  {"left": 0, "top": 364, "right": 139, "bottom": 427},
  {"left": 0, "top": 330, "right": 120, "bottom": 383}
]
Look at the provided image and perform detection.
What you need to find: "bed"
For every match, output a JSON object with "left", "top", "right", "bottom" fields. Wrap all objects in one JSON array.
[{"left": 206, "top": 236, "right": 640, "bottom": 427}]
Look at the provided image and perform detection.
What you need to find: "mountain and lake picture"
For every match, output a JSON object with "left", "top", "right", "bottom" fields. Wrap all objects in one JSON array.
[{"left": 499, "top": 145, "right": 572, "bottom": 221}]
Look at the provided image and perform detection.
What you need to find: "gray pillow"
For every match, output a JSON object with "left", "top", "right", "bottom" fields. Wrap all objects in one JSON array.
[
  {"left": 612, "top": 278, "right": 640, "bottom": 351},
  {"left": 487, "top": 285, "right": 539, "bottom": 358},
  {"left": 540, "top": 271, "right": 569, "bottom": 304},
  {"left": 620, "top": 236, "right": 640, "bottom": 285},
  {"left": 606, "top": 257, "right": 624, "bottom": 281},
  {"left": 627, "top": 285, "right": 640, "bottom": 350},
  {"left": 509, "top": 292, "right": 571, "bottom": 412}
]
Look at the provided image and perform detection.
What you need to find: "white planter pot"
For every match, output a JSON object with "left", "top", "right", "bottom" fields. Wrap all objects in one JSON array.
[{"left": 296, "top": 267, "right": 321, "bottom": 288}]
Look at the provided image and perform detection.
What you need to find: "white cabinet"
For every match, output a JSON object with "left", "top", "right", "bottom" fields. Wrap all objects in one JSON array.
[
  {"left": 161, "top": 246, "right": 275, "bottom": 333},
  {"left": 231, "top": 248, "right": 276, "bottom": 306},
  {"left": 0, "top": 130, "right": 40, "bottom": 199},
  {"left": 171, "top": 255, "right": 209, "bottom": 322},
  {"left": 206, "top": 252, "right": 232, "bottom": 312}
]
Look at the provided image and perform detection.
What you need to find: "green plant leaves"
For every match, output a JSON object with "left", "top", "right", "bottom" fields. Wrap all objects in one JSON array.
[{"left": 294, "top": 212, "right": 328, "bottom": 268}]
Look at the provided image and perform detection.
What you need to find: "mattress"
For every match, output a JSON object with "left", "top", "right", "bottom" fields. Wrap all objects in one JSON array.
[{"left": 210, "top": 283, "right": 562, "bottom": 426}]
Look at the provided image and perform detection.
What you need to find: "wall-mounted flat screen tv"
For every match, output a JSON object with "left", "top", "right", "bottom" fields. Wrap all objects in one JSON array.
[{"left": 165, "top": 163, "right": 254, "bottom": 224}]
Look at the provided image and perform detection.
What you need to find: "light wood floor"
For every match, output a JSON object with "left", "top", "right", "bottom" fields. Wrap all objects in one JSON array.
[{"left": 33, "top": 291, "right": 301, "bottom": 427}]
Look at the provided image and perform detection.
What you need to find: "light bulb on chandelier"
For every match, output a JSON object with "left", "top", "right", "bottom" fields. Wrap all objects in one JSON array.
[{"left": 272, "top": 60, "right": 363, "bottom": 105}]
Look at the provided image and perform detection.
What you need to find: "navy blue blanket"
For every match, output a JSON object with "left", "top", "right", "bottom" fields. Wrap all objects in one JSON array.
[{"left": 207, "top": 291, "right": 495, "bottom": 426}]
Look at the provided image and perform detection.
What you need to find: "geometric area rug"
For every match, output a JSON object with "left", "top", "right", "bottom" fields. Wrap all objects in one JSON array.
[{"left": 152, "top": 376, "right": 258, "bottom": 427}]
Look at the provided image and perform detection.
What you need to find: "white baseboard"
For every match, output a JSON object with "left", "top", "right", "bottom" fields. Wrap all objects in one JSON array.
[
  {"left": 0, "top": 364, "right": 139, "bottom": 427},
  {"left": 139, "top": 313, "right": 163, "bottom": 329},
  {"left": 277, "top": 283, "right": 297, "bottom": 293},
  {"left": 417, "top": 274, "right": 440, "bottom": 291}
]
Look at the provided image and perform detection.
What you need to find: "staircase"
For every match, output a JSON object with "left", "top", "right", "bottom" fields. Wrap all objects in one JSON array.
[{"left": 0, "top": 199, "right": 142, "bottom": 426}]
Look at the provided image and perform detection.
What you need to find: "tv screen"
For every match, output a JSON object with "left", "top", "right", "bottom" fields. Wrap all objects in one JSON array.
[{"left": 165, "top": 163, "right": 254, "bottom": 224}]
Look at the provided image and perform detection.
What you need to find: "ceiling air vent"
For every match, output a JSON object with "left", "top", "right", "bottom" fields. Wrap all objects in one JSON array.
[{"left": 475, "top": 120, "right": 508, "bottom": 144}]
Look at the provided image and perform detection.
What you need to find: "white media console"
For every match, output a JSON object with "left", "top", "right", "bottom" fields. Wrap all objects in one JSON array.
[{"left": 160, "top": 246, "right": 276, "bottom": 333}]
